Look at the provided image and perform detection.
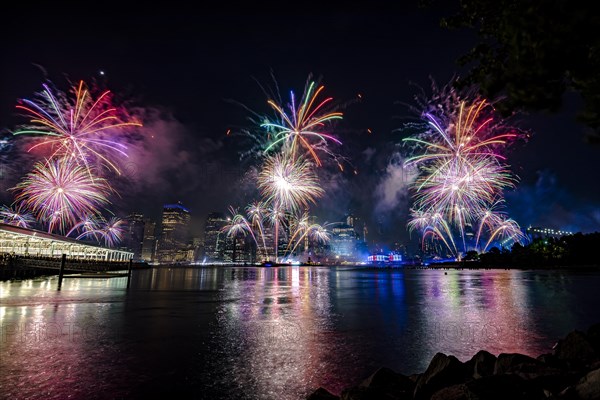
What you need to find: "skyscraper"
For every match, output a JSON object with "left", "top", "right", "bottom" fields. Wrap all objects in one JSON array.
[
  {"left": 124, "top": 212, "right": 145, "bottom": 259},
  {"left": 157, "top": 201, "right": 191, "bottom": 263},
  {"left": 203, "top": 212, "right": 228, "bottom": 262},
  {"left": 141, "top": 218, "right": 157, "bottom": 262}
]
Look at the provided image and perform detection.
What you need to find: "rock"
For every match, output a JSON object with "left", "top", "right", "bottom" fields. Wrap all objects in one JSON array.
[
  {"left": 494, "top": 353, "right": 540, "bottom": 375},
  {"left": 466, "top": 374, "right": 545, "bottom": 400},
  {"left": 575, "top": 368, "right": 600, "bottom": 400},
  {"left": 537, "top": 353, "right": 567, "bottom": 370},
  {"left": 307, "top": 387, "right": 339, "bottom": 400},
  {"left": 554, "top": 330, "right": 596, "bottom": 364},
  {"left": 468, "top": 350, "right": 497, "bottom": 379},
  {"left": 359, "top": 367, "right": 414, "bottom": 398},
  {"left": 431, "top": 384, "right": 470, "bottom": 400},
  {"left": 414, "top": 353, "right": 466, "bottom": 400},
  {"left": 340, "top": 386, "right": 405, "bottom": 400},
  {"left": 588, "top": 323, "right": 600, "bottom": 354},
  {"left": 518, "top": 367, "right": 580, "bottom": 396}
]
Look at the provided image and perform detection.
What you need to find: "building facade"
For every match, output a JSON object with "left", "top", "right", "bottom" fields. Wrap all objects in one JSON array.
[
  {"left": 203, "top": 212, "right": 228, "bottom": 262},
  {"left": 141, "top": 218, "right": 157, "bottom": 262},
  {"left": 157, "top": 202, "right": 192, "bottom": 263},
  {"left": 124, "top": 212, "right": 145, "bottom": 260}
]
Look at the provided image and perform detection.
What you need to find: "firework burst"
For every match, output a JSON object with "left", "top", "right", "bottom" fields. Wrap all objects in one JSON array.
[
  {"left": 97, "top": 217, "right": 125, "bottom": 248},
  {"left": 67, "top": 215, "right": 125, "bottom": 247},
  {"left": 14, "top": 80, "right": 142, "bottom": 174},
  {"left": 258, "top": 154, "right": 324, "bottom": 213},
  {"left": 284, "top": 213, "right": 332, "bottom": 256},
  {"left": 11, "top": 158, "right": 111, "bottom": 234},
  {"left": 0, "top": 204, "right": 35, "bottom": 228},
  {"left": 404, "top": 94, "right": 527, "bottom": 257},
  {"left": 262, "top": 80, "right": 343, "bottom": 166}
]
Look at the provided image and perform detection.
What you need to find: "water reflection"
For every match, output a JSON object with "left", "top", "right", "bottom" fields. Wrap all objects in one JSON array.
[
  {"left": 417, "top": 270, "right": 538, "bottom": 362},
  {"left": 0, "top": 267, "right": 599, "bottom": 399},
  {"left": 205, "top": 267, "right": 338, "bottom": 399}
]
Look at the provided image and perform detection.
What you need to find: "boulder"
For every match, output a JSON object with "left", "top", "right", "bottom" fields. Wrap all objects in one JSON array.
[
  {"left": 554, "top": 330, "right": 596, "bottom": 364},
  {"left": 537, "top": 353, "right": 567, "bottom": 370},
  {"left": 414, "top": 353, "right": 466, "bottom": 400},
  {"left": 340, "top": 386, "right": 409, "bottom": 400},
  {"left": 431, "top": 384, "right": 470, "bottom": 400},
  {"left": 359, "top": 367, "right": 414, "bottom": 398},
  {"left": 575, "top": 368, "right": 600, "bottom": 400},
  {"left": 468, "top": 350, "right": 497, "bottom": 379},
  {"left": 588, "top": 323, "right": 600, "bottom": 354},
  {"left": 517, "top": 367, "right": 580, "bottom": 396},
  {"left": 466, "top": 374, "right": 545, "bottom": 400},
  {"left": 494, "top": 353, "right": 540, "bottom": 375},
  {"left": 307, "top": 387, "right": 339, "bottom": 400}
]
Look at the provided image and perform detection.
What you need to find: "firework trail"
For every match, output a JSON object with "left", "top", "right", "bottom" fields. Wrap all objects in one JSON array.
[
  {"left": 246, "top": 201, "right": 269, "bottom": 258},
  {"left": 284, "top": 213, "right": 332, "bottom": 256},
  {"left": 67, "top": 215, "right": 103, "bottom": 241},
  {"left": 97, "top": 217, "right": 125, "bottom": 248},
  {"left": 258, "top": 153, "right": 324, "bottom": 261},
  {"left": 0, "top": 204, "right": 35, "bottom": 228},
  {"left": 262, "top": 80, "right": 343, "bottom": 166},
  {"left": 14, "top": 80, "right": 142, "bottom": 175},
  {"left": 11, "top": 158, "right": 111, "bottom": 234},
  {"left": 222, "top": 206, "right": 256, "bottom": 240},
  {"left": 230, "top": 75, "right": 348, "bottom": 170},
  {"left": 68, "top": 215, "right": 125, "bottom": 247},
  {"left": 258, "top": 153, "right": 324, "bottom": 213},
  {"left": 404, "top": 94, "right": 527, "bottom": 257}
]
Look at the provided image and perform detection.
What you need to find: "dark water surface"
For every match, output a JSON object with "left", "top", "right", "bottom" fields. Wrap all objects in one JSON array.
[{"left": 1, "top": 266, "right": 599, "bottom": 399}]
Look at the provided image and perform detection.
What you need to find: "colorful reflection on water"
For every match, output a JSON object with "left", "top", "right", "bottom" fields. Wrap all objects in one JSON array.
[{"left": 1, "top": 267, "right": 599, "bottom": 399}]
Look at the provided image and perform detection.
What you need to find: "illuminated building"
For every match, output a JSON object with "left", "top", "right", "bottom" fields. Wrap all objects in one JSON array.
[
  {"left": 368, "top": 253, "right": 403, "bottom": 265},
  {"left": 527, "top": 226, "right": 574, "bottom": 240},
  {"left": 124, "top": 212, "right": 145, "bottom": 259},
  {"left": 157, "top": 201, "right": 192, "bottom": 263},
  {"left": 203, "top": 212, "right": 228, "bottom": 262},
  {"left": 330, "top": 224, "right": 358, "bottom": 258},
  {"left": 141, "top": 218, "right": 157, "bottom": 262}
]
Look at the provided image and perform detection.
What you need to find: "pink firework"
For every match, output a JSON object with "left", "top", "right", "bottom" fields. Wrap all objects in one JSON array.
[
  {"left": 14, "top": 80, "right": 142, "bottom": 175},
  {"left": 11, "top": 158, "right": 111, "bottom": 234},
  {"left": 0, "top": 204, "right": 35, "bottom": 228}
]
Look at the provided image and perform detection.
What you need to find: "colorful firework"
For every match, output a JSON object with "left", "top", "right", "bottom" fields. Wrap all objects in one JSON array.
[
  {"left": 67, "top": 214, "right": 103, "bottom": 241},
  {"left": 14, "top": 80, "right": 142, "bottom": 174},
  {"left": 97, "top": 217, "right": 125, "bottom": 248},
  {"left": 261, "top": 80, "right": 343, "bottom": 166},
  {"left": 246, "top": 201, "right": 269, "bottom": 258},
  {"left": 223, "top": 206, "right": 256, "bottom": 240},
  {"left": 11, "top": 158, "right": 111, "bottom": 234},
  {"left": 0, "top": 204, "right": 35, "bottom": 229},
  {"left": 284, "top": 213, "right": 332, "bottom": 256},
  {"left": 404, "top": 95, "right": 527, "bottom": 257},
  {"left": 258, "top": 154, "right": 324, "bottom": 213},
  {"left": 67, "top": 215, "right": 125, "bottom": 247}
]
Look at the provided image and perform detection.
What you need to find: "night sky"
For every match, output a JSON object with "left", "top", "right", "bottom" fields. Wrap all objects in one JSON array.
[{"left": 1, "top": 7, "right": 599, "bottom": 246}]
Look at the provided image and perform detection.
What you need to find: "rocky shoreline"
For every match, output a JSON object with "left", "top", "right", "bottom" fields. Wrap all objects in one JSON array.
[{"left": 308, "top": 322, "right": 600, "bottom": 400}]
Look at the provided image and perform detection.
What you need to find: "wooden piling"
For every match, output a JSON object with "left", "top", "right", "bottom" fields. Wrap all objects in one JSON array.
[
  {"left": 127, "top": 258, "right": 133, "bottom": 289},
  {"left": 57, "top": 254, "right": 66, "bottom": 290}
]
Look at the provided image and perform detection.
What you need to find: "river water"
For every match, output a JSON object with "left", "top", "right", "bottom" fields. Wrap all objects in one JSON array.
[{"left": 1, "top": 266, "right": 599, "bottom": 399}]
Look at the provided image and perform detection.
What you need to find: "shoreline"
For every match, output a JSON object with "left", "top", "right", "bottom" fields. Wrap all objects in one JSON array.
[{"left": 308, "top": 322, "right": 600, "bottom": 400}]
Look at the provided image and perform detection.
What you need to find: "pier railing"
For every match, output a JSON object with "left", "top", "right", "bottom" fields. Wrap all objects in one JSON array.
[{"left": 0, "top": 254, "right": 148, "bottom": 273}]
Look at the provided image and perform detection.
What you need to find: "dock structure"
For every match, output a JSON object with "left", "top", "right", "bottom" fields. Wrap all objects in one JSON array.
[{"left": 0, "top": 222, "right": 133, "bottom": 262}]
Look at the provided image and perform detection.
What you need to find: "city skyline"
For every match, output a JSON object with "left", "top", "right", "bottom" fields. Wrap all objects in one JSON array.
[{"left": 1, "top": 8, "right": 599, "bottom": 250}]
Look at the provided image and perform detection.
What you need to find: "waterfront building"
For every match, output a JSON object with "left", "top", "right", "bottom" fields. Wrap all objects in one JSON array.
[{"left": 157, "top": 202, "right": 192, "bottom": 263}]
